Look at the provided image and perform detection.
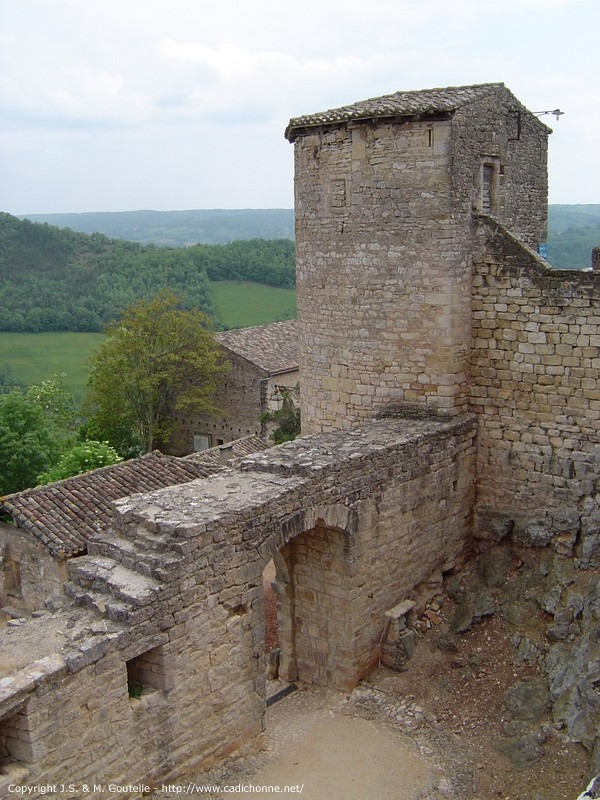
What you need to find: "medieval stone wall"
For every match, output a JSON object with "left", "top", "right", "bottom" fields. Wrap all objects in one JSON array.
[
  {"left": 0, "top": 416, "right": 475, "bottom": 798},
  {"left": 471, "top": 216, "right": 600, "bottom": 552},
  {"left": 171, "top": 353, "right": 270, "bottom": 454}
]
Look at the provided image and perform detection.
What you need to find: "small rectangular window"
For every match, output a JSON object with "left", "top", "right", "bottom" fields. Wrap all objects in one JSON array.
[
  {"left": 193, "top": 435, "right": 210, "bottom": 452},
  {"left": 127, "top": 646, "right": 170, "bottom": 698}
]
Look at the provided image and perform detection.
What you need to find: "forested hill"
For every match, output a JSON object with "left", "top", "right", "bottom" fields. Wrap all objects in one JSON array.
[
  {"left": 0, "top": 213, "right": 295, "bottom": 332},
  {"left": 21, "top": 205, "right": 600, "bottom": 269},
  {"left": 547, "top": 204, "right": 600, "bottom": 269}
]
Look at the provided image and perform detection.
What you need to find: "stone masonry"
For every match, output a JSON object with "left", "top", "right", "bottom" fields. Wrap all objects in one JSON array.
[
  {"left": 287, "top": 84, "right": 549, "bottom": 432},
  {"left": 471, "top": 216, "right": 600, "bottom": 549}
]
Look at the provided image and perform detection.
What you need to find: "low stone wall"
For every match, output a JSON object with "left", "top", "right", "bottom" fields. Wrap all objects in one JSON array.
[
  {"left": 0, "top": 415, "right": 476, "bottom": 797},
  {"left": 471, "top": 216, "right": 600, "bottom": 559},
  {"left": 0, "top": 523, "right": 67, "bottom": 612}
]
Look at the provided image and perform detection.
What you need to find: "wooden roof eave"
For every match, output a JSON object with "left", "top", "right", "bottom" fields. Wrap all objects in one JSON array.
[{"left": 285, "top": 110, "right": 455, "bottom": 142}]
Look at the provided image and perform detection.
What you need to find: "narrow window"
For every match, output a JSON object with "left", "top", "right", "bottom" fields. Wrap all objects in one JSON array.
[
  {"left": 482, "top": 164, "right": 495, "bottom": 213},
  {"left": 4, "top": 557, "right": 22, "bottom": 599},
  {"left": 428, "top": 128, "right": 433, "bottom": 147}
]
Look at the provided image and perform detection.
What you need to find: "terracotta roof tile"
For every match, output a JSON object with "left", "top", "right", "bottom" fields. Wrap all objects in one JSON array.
[
  {"left": 216, "top": 319, "right": 298, "bottom": 374},
  {"left": 1, "top": 453, "right": 221, "bottom": 558},
  {"left": 285, "top": 83, "right": 506, "bottom": 141}
]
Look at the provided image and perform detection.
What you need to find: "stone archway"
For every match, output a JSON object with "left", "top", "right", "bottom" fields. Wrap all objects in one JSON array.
[{"left": 264, "top": 503, "right": 360, "bottom": 690}]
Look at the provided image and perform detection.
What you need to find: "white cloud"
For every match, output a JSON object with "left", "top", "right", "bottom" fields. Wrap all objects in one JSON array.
[{"left": 0, "top": 0, "right": 597, "bottom": 211}]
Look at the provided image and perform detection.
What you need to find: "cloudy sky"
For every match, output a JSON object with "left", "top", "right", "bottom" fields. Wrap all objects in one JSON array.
[{"left": 0, "top": 0, "right": 597, "bottom": 214}]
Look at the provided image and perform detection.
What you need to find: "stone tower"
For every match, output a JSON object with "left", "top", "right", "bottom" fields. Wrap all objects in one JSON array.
[{"left": 286, "top": 83, "right": 550, "bottom": 434}]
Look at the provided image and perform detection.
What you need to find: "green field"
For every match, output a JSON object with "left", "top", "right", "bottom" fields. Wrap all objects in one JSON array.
[
  {"left": 211, "top": 281, "right": 296, "bottom": 329},
  {"left": 0, "top": 281, "right": 297, "bottom": 399},
  {"left": 0, "top": 332, "right": 105, "bottom": 401}
]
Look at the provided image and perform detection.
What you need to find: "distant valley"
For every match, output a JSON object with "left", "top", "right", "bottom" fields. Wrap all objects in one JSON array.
[
  {"left": 22, "top": 205, "right": 600, "bottom": 269},
  {"left": 22, "top": 208, "right": 295, "bottom": 247}
]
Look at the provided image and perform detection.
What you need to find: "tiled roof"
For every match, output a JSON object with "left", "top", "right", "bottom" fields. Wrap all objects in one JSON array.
[
  {"left": 1, "top": 453, "right": 222, "bottom": 558},
  {"left": 285, "top": 83, "right": 506, "bottom": 141},
  {"left": 216, "top": 319, "right": 299, "bottom": 374}
]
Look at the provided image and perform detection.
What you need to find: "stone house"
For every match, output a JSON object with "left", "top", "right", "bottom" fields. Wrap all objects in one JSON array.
[
  {"left": 0, "top": 83, "right": 597, "bottom": 797},
  {"left": 171, "top": 319, "right": 299, "bottom": 454}
]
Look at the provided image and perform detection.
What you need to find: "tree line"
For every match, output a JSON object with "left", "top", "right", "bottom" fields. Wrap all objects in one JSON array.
[{"left": 0, "top": 213, "right": 296, "bottom": 332}]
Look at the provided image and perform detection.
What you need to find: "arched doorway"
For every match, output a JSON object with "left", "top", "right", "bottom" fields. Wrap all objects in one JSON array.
[{"left": 263, "top": 514, "right": 358, "bottom": 690}]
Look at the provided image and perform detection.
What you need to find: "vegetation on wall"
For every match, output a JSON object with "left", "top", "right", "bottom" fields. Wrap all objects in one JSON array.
[{"left": 260, "top": 386, "right": 301, "bottom": 444}]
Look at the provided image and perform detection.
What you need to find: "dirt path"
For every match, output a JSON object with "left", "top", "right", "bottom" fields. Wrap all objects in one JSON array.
[{"left": 250, "top": 697, "right": 430, "bottom": 800}]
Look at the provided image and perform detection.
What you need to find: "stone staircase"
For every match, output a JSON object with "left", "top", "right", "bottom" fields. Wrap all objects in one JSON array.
[{"left": 63, "top": 516, "right": 184, "bottom": 625}]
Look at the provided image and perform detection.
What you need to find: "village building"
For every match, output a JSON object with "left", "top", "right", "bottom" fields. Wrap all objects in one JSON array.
[{"left": 170, "top": 319, "right": 299, "bottom": 454}]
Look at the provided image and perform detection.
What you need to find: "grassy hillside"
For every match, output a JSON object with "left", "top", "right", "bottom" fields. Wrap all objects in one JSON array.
[
  {"left": 0, "top": 332, "right": 105, "bottom": 401},
  {"left": 0, "top": 213, "right": 295, "bottom": 332},
  {"left": 212, "top": 281, "right": 296, "bottom": 329}
]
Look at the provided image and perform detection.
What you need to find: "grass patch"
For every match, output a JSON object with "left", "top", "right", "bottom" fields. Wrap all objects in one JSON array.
[
  {"left": 0, "top": 332, "right": 105, "bottom": 401},
  {"left": 211, "top": 281, "right": 296, "bottom": 329}
]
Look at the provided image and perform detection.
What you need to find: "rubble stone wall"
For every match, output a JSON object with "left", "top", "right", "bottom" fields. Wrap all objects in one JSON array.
[
  {"left": 0, "top": 524, "right": 67, "bottom": 612},
  {"left": 471, "top": 216, "right": 600, "bottom": 554}
]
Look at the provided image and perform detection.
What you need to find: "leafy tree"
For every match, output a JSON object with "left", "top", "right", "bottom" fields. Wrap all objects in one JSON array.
[
  {"left": 0, "top": 391, "right": 59, "bottom": 494},
  {"left": 86, "top": 291, "right": 226, "bottom": 453},
  {"left": 260, "top": 386, "right": 301, "bottom": 444},
  {"left": 26, "top": 376, "right": 79, "bottom": 451},
  {"left": 0, "top": 363, "right": 24, "bottom": 394},
  {"left": 80, "top": 414, "right": 142, "bottom": 461},
  {"left": 0, "top": 377, "right": 80, "bottom": 494},
  {"left": 36, "top": 440, "right": 122, "bottom": 485}
]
